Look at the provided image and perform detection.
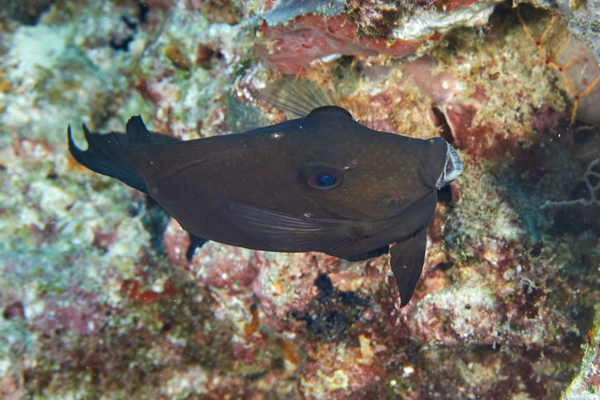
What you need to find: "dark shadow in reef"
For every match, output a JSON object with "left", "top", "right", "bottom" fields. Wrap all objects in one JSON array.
[
  {"left": 110, "top": 0, "right": 149, "bottom": 52},
  {"left": 289, "top": 273, "right": 369, "bottom": 342}
]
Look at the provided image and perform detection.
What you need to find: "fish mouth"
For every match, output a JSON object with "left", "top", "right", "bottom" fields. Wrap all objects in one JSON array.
[{"left": 435, "top": 143, "right": 463, "bottom": 188}]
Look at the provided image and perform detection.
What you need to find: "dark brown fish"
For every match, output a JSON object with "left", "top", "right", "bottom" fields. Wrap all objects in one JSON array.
[{"left": 68, "top": 82, "right": 463, "bottom": 306}]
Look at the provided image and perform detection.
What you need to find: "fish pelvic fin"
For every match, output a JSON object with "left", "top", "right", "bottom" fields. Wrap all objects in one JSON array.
[
  {"left": 390, "top": 228, "right": 427, "bottom": 307},
  {"left": 186, "top": 233, "right": 208, "bottom": 260}
]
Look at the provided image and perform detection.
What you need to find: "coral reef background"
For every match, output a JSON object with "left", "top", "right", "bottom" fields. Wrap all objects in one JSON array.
[{"left": 1, "top": 0, "right": 600, "bottom": 399}]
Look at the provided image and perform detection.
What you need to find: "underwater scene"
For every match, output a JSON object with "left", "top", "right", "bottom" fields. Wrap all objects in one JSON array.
[{"left": 1, "top": 0, "right": 600, "bottom": 399}]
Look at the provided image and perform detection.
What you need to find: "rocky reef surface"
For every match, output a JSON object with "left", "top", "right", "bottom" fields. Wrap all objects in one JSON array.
[{"left": 1, "top": 0, "right": 600, "bottom": 399}]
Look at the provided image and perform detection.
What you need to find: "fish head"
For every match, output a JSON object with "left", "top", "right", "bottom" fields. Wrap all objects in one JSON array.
[{"left": 273, "top": 107, "right": 462, "bottom": 220}]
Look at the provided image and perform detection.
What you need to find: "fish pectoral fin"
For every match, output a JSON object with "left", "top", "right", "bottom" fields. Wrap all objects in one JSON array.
[
  {"left": 389, "top": 228, "right": 427, "bottom": 307},
  {"left": 219, "top": 199, "right": 359, "bottom": 252}
]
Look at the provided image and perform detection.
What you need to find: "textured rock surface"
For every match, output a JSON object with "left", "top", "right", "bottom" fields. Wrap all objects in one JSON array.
[
  {"left": 1, "top": 1, "right": 600, "bottom": 399},
  {"left": 516, "top": 0, "right": 600, "bottom": 66},
  {"left": 256, "top": 0, "right": 500, "bottom": 73},
  {"left": 563, "top": 306, "right": 600, "bottom": 399}
]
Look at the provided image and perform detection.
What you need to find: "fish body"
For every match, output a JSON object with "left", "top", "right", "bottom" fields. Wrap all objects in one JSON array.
[{"left": 68, "top": 91, "right": 462, "bottom": 306}]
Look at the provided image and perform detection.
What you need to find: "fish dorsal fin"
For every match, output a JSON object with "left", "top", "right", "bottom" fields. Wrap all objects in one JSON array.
[
  {"left": 219, "top": 199, "right": 359, "bottom": 252},
  {"left": 125, "top": 115, "right": 152, "bottom": 143},
  {"left": 259, "top": 77, "right": 400, "bottom": 133},
  {"left": 117, "top": 115, "right": 180, "bottom": 145},
  {"left": 259, "top": 76, "right": 339, "bottom": 118},
  {"left": 308, "top": 106, "right": 353, "bottom": 118}
]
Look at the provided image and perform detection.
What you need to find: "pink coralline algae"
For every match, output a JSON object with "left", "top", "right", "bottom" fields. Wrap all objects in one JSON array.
[
  {"left": 163, "top": 219, "right": 343, "bottom": 326},
  {"left": 400, "top": 55, "right": 487, "bottom": 155},
  {"left": 37, "top": 287, "right": 107, "bottom": 336},
  {"left": 256, "top": 0, "right": 497, "bottom": 74},
  {"left": 252, "top": 252, "right": 341, "bottom": 323},
  {"left": 164, "top": 218, "right": 259, "bottom": 290},
  {"left": 258, "top": 13, "right": 433, "bottom": 74},
  {"left": 300, "top": 339, "right": 386, "bottom": 399}
]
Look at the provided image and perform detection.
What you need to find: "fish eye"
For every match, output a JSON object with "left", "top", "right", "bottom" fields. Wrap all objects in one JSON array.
[
  {"left": 318, "top": 174, "right": 335, "bottom": 186},
  {"left": 304, "top": 167, "right": 344, "bottom": 190}
]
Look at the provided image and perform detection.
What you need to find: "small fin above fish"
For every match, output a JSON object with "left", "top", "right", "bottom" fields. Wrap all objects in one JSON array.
[
  {"left": 219, "top": 199, "right": 360, "bottom": 252},
  {"left": 124, "top": 115, "right": 155, "bottom": 144},
  {"left": 259, "top": 77, "right": 395, "bottom": 131},
  {"left": 259, "top": 76, "right": 338, "bottom": 118},
  {"left": 389, "top": 228, "right": 428, "bottom": 307}
]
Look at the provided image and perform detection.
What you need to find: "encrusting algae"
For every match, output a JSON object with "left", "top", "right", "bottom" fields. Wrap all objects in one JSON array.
[{"left": 1, "top": 1, "right": 600, "bottom": 399}]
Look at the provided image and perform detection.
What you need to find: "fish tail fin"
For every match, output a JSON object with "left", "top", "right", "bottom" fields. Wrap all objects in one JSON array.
[
  {"left": 67, "top": 123, "right": 149, "bottom": 194},
  {"left": 67, "top": 116, "right": 180, "bottom": 194}
]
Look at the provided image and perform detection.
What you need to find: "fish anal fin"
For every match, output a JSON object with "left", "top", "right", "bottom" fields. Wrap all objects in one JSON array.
[{"left": 389, "top": 228, "right": 427, "bottom": 307}]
